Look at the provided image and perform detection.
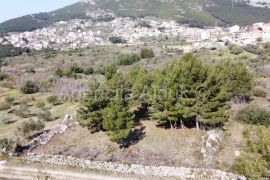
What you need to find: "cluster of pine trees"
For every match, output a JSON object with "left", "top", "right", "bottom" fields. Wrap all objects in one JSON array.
[{"left": 77, "top": 54, "right": 253, "bottom": 144}]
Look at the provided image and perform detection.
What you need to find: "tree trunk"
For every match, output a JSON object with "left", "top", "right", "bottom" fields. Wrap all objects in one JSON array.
[
  {"left": 170, "top": 121, "right": 173, "bottom": 129},
  {"left": 196, "top": 116, "right": 200, "bottom": 131},
  {"left": 180, "top": 120, "right": 184, "bottom": 129}
]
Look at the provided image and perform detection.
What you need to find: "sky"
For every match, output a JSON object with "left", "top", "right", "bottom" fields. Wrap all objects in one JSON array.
[{"left": 0, "top": 0, "right": 79, "bottom": 23}]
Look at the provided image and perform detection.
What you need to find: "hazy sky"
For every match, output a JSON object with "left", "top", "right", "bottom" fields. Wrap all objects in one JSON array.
[{"left": 0, "top": 0, "right": 79, "bottom": 23}]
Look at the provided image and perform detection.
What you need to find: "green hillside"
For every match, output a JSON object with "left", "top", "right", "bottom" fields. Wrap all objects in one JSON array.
[{"left": 1, "top": 0, "right": 270, "bottom": 34}]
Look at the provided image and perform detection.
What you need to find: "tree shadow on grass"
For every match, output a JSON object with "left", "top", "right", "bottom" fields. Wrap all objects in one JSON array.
[{"left": 120, "top": 125, "right": 146, "bottom": 148}]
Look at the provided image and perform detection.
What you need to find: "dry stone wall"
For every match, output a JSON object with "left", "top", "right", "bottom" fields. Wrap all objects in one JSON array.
[{"left": 25, "top": 153, "right": 246, "bottom": 180}]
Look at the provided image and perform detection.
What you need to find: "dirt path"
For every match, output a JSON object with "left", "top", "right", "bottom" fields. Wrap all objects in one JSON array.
[{"left": 0, "top": 165, "right": 136, "bottom": 180}]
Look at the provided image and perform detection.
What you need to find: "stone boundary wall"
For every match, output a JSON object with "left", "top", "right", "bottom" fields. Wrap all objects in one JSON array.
[{"left": 24, "top": 153, "right": 246, "bottom": 180}]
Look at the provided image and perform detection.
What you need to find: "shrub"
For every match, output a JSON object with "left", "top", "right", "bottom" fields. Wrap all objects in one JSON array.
[
  {"left": 105, "top": 65, "right": 117, "bottom": 80},
  {"left": 18, "top": 119, "right": 45, "bottom": 137},
  {"left": 37, "top": 109, "right": 54, "bottom": 122},
  {"left": 263, "top": 43, "right": 270, "bottom": 50},
  {"left": 216, "top": 61, "right": 253, "bottom": 101},
  {"left": 244, "top": 44, "right": 264, "bottom": 55},
  {"left": 253, "top": 88, "right": 267, "bottom": 98},
  {"left": 0, "top": 138, "right": 12, "bottom": 150},
  {"left": 20, "top": 81, "right": 39, "bottom": 94},
  {"left": 0, "top": 102, "right": 11, "bottom": 111},
  {"left": 109, "top": 36, "right": 126, "bottom": 44},
  {"left": 68, "top": 64, "right": 84, "bottom": 74},
  {"left": 47, "top": 95, "right": 60, "bottom": 105},
  {"left": 83, "top": 67, "right": 94, "bottom": 75},
  {"left": 0, "top": 73, "right": 8, "bottom": 81},
  {"left": 232, "top": 127, "right": 270, "bottom": 179},
  {"left": 116, "top": 53, "right": 140, "bottom": 65},
  {"left": 140, "top": 48, "right": 155, "bottom": 58},
  {"left": 1, "top": 115, "right": 14, "bottom": 124},
  {"left": 15, "top": 104, "right": 31, "bottom": 118},
  {"left": 235, "top": 104, "right": 270, "bottom": 126},
  {"left": 54, "top": 68, "right": 64, "bottom": 77},
  {"left": 35, "top": 101, "right": 45, "bottom": 109},
  {"left": 5, "top": 96, "right": 15, "bottom": 104}
]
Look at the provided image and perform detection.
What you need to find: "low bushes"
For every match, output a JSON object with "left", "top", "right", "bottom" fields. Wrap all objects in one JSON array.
[
  {"left": 0, "top": 138, "right": 12, "bottom": 150},
  {"left": 105, "top": 64, "right": 117, "bottom": 80},
  {"left": 35, "top": 101, "right": 45, "bottom": 109},
  {"left": 235, "top": 104, "right": 270, "bottom": 126},
  {"left": 253, "top": 88, "right": 267, "bottom": 98},
  {"left": 20, "top": 81, "right": 39, "bottom": 94},
  {"left": 18, "top": 119, "right": 45, "bottom": 138},
  {"left": 37, "top": 109, "right": 54, "bottom": 122},
  {"left": 232, "top": 127, "right": 270, "bottom": 179},
  {"left": 109, "top": 36, "right": 126, "bottom": 44},
  {"left": 116, "top": 53, "right": 140, "bottom": 65},
  {"left": 14, "top": 104, "right": 31, "bottom": 118},
  {"left": 0, "top": 96, "right": 15, "bottom": 111},
  {"left": 54, "top": 64, "right": 94, "bottom": 78},
  {"left": 0, "top": 102, "right": 11, "bottom": 111},
  {"left": 140, "top": 48, "right": 155, "bottom": 58},
  {"left": 47, "top": 95, "right": 60, "bottom": 106}
]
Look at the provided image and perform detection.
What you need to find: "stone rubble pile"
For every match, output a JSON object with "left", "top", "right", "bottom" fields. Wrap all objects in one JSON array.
[
  {"left": 24, "top": 153, "right": 246, "bottom": 179},
  {"left": 201, "top": 130, "right": 222, "bottom": 163},
  {"left": 26, "top": 114, "right": 74, "bottom": 151}
]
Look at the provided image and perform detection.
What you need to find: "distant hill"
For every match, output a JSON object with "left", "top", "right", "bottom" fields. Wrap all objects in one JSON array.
[{"left": 1, "top": 0, "right": 270, "bottom": 34}]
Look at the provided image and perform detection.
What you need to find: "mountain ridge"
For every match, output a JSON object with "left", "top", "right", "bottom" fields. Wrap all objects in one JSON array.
[{"left": 1, "top": 0, "right": 270, "bottom": 34}]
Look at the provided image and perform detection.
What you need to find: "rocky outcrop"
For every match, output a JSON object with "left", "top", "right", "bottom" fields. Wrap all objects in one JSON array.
[
  {"left": 24, "top": 153, "right": 246, "bottom": 180},
  {"left": 201, "top": 130, "right": 222, "bottom": 164}
]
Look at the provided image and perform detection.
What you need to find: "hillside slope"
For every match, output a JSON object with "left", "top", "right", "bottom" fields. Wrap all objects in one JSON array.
[{"left": 1, "top": 0, "right": 270, "bottom": 34}]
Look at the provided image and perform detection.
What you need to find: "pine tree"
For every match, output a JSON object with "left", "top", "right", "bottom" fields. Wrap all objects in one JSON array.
[
  {"left": 216, "top": 61, "right": 253, "bottom": 101},
  {"left": 151, "top": 54, "right": 229, "bottom": 130},
  {"left": 102, "top": 97, "right": 134, "bottom": 143},
  {"left": 77, "top": 84, "right": 109, "bottom": 132}
]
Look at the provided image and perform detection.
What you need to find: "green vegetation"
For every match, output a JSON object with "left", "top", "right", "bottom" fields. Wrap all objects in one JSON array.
[
  {"left": 235, "top": 104, "right": 270, "bottom": 127},
  {"left": 47, "top": 95, "right": 60, "bottom": 106},
  {"left": 0, "top": 33, "right": 269, "bottom": 176},
  {"left": 116, "top": 53, "right": 140, "bottom": 65},
  {"left": 18, "top": 119, "right": 45, "bottom": 138},
  {"left": 216, "top": 61, "right": 253, "bottom": 101},
  {"left": 37, "top": 109, "right": 54, "bottom": 122},
  {"left": 103, "top": 97, "right": 134, "bottom": 143},
  {"left": 140, "top": 48, "right": 155, "bottom": 59},
  {"left": 54, "top": 64, "right": 94, "bottom": 78},
  {"left": 15, "top": 104, "right": 31, "bottom": 118},
  {"left": 233, "top": 127, "right": 270, "bottom": 179},
  {"left": 253, "top": 88, "right": 267, "bottom": 98},
  {"left": 109, "top": 36, "right": 126, "bottom": 44},
  {"left": 0, "top": 96, "right": 15, "bottom": 111},
  {"left": 0, "top": 138, "right": 12, "bottom": 151},
  {"left": 2, "top": 0, "right": 270, "bottom": 34},
  {"left": 104, "top": 64, "right": 117, "bottom": 80},
  {"left": 206, "top": 0, "right": 270, "bottom": 26},
  {"left": 151, "top": 54, "right": 229, "bottom": 129},
  {"left": 0, "top": 44, "right": 29, "bottom": 58},
  {"left": 0, "top": 11, "right": 86, "bottom": 34},
  {"left": 36, "top": 101, "right": 46, "bottom": 109},
  {"left": 78, "top": 54, "right": 253, "bottom": 144},
  {"left": 20, "top": 81, "right": 39, "bottom": 94}
]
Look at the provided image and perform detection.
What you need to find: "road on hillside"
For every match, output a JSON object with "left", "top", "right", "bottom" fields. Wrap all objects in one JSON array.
[{"left": 0, "top": 165, "right": 136, "bottom": 180}]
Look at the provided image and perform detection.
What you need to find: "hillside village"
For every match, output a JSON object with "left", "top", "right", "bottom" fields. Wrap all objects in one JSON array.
[{"left": 1, "top": 14, "right": 270, "bottom": 51}]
